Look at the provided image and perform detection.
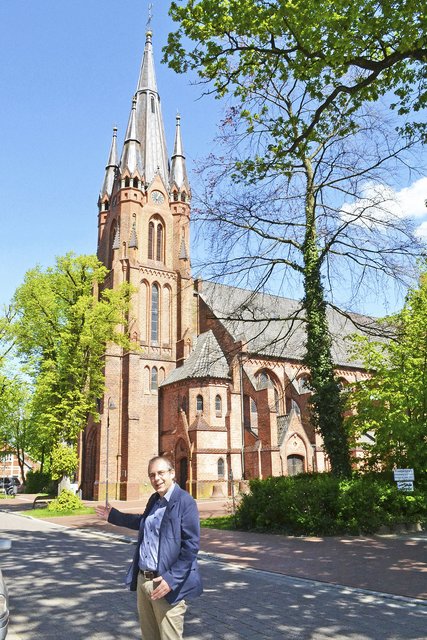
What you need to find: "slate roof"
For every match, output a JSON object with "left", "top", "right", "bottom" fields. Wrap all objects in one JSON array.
[
  {"left": 161, "top": 330, "right": 230, "bottom": 386},
  {"left": 198, "top": 281, "right": 382, "bottom": 369}
]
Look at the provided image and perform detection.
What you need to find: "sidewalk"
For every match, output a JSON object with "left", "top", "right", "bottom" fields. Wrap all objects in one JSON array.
[{"left": 4, "top": 493, "right": 427, "bottom": 601}]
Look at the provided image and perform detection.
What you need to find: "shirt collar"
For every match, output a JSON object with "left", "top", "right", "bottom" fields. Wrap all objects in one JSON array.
[{"left": 158, "top": 481, "right": 176, "bottom": 503}]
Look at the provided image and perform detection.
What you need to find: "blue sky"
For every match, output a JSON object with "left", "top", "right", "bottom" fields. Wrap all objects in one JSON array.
[
  {"left": 0, "top": 0, "right": 221, "bottom": 307},
  {"left": 0, "top": 1, "right": 426, "bottom": 316}
]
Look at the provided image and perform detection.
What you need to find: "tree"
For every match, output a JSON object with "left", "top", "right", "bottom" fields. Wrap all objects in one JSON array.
[
  {"left": 0, "top": 377, "right": 35, "bottom": 483},
  {"left": 164, "top": 0, "right": 426, "bottom": 476},
  {"left": 11, "top": 253, "right": 133, "bottom": 462},
  {"left": 346, "top": 268, "right": 427, "bottom": 477}
]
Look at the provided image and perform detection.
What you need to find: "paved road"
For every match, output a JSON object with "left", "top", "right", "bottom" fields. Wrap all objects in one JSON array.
[{"left": 1, "top": 512, "right": 426, "bottom": 639}]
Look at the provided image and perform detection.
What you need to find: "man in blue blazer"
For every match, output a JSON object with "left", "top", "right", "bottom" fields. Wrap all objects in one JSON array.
[{"left": 96, "top": 456, "right": 203, "bottom": 639}]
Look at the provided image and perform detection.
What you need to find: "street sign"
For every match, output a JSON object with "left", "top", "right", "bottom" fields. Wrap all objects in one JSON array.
[
  {"left": 393, "top": 468, "right": 414, "bottom": 481},
  {"left": 396, "top": 481, "right": 414, "bottom": 492}
]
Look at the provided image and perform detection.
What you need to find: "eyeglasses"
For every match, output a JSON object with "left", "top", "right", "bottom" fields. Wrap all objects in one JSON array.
[{"left": 148, "top": 469, "right": 172, "bottom": 480}]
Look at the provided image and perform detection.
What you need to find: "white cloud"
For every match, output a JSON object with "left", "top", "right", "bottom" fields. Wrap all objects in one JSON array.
[
  {"left": 415, "top": 220, "right": 427, "bottom": 240},
  {"left": 341, "top": 176, "right": 427, "bottom": 227}
]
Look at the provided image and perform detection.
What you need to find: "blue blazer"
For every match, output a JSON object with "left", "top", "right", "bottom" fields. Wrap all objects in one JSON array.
[{"left": 108, "top": 484, "right": 203, "bottom": 604}]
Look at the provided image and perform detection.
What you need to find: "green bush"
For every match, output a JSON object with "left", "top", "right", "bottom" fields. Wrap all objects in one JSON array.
[
  {"left": 24, "top": 470, "right": 54, "bottom": 494},
  {"left": 235, "top": 473, "right": 426, "bottom": 536},
  {"left": 47, "top": 489, "right": 84, "bottom": 512}
]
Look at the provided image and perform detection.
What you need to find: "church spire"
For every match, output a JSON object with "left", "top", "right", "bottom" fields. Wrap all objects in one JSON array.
[
  {"left": 121, "top": 96, "right": 144, "bottom": 177},
  {"left": 134, "top": 30, "right": 169, "bottom": 188},
  {"left": 99, "top": 126, "right": 118, "bottom": 201},
  {"left": 170, "top": 113, "right": 190, "bottom": 195}
]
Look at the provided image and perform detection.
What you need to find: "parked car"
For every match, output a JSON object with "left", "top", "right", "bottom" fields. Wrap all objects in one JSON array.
[
  {"left": 0, "top": 539, "right": 11, "bottom": 639},
  {"left": 0, "top": 478, "right": 20, "bottom": 496}
]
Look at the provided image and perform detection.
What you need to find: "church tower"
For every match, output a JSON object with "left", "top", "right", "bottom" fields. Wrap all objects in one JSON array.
[{"left": 82, "top": 30, "right": 194, "bottom": 500}]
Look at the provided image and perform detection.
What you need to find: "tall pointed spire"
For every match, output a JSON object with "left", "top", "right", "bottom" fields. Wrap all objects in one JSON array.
[
  {"left": 100, "top": 127, "right": 118, "bottom": 200},
  {"left": 134, "top": 31, "right": 169, "bottom": 187},
  {"left": 121, "top": 96, "right": 144, "bottom": 177},
  {"left": 170, "top": 113, "right": 190, "bottom": 194}
]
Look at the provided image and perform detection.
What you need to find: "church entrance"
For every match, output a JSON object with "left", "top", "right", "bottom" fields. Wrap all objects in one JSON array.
[
  {"left": 174, "top": 439, "right": 189, "bottom": 490},
  {"left": 287, "top": 454, "right": 304, "bottom": 476},
  {"left": 177, "top": 457, "right": 188, "bottom": 489}
]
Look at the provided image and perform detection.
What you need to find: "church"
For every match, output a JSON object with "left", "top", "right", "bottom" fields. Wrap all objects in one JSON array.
[{"left": 80, "top": 31, "right": 371, "bottom": 501}]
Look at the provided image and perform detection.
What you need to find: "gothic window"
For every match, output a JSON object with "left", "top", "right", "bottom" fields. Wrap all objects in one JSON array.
[
  {"left": 274, "top": 387, "right": 280, "bottom": 413},
  {"left": 250, "top": 398, "right": 258, "bottom": 433},
  {"left": 196, "top": 394, "right": 203, "bottom": 412},
  {"left": 148, "top": 221, "right": 154, "bottom": 259},
  {"left": 151, "top": 284, "right": 159, "bottom": 343},
  {"left": 133, "top": 177, "right": 139, "bottom": 188},
  {"left": 148, "top": 217, "right": 165, "bottom": 263},
  {"left": 151, "top": 366, "right": 158, "bottom": 392},
  {"left": 217, "top": 458, "right": 225, "bottom": 479},
  {"left": 140, "top": 280, "right": 148, "bottom": 343},
  {"left": 215, "top": 394, "right": 222, "bottom": 416},
  {"left": 156, "top": 223, "right": 163, "bottom": 261},
  {"left": 104, "top": 200, "right": 109, "bottom": 211},
  {"left": 162, "top": 285, "right": 171, "bottom": 345},
  {"left": 124, "top": 176, "right": 130, "bottom": 188},
  {"left": 173, "top": 191, "right": 179, "bottom": 202},
  {"left": 297, "top": 375, "right": 311, "bottom": 394},
  {"left": 181, "top": 192, "right": 186, "bottom": 202},
  {"left": 257, "top": 371, "right": 269, "bottom": 390},
  {"left": 181, "top": 395, "right": 187, "bottom": 414}
]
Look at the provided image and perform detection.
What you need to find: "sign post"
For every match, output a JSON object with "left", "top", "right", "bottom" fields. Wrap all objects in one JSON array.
[{"left": 393, "top": 469, "right": 414, "bottom": 492}]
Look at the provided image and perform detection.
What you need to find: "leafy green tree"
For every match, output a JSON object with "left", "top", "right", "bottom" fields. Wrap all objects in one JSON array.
[
  {"left": 11, "top": 253, "right": 133, "bottom": 461},
  {"left": 346, "top": 269, "right": 427, "bottom": 478},
  {"left": 0, "top": 377, "right": 36, "bottom": 483},
  {"left": 164, "top": 0, "right": 426, "bottom": 476}
]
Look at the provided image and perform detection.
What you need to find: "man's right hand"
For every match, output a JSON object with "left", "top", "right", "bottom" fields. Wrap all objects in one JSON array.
[{"left": 95, "top": 503, "right": 111, "bottom": 520}]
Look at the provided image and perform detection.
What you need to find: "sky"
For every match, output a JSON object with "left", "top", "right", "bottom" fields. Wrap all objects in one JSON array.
[
  {"left": 0, "top": 0, "right": 426, "bottom": 317},
  {"left": 0, "top": 0, "right": 221, "bottom": 306}
]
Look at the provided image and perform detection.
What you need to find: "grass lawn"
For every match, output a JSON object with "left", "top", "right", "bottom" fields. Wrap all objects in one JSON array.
[
  {"left": 21, "top": 506, "right": 96, "bottom": 518},
  {"left": 200, "top": 515, "right": 237, "bottom": 530}
]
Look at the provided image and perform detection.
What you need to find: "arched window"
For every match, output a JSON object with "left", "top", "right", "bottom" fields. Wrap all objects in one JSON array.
[
  {"left": 181, "top": 395, "right": 187, "bottom": 414},
  {"left": 156, "top": 223, "right": 163, "bottom": 261},
  {"left": 173, "top": 191, "right": 179, "bottom": 202},
  {"left": 196, "top": 394, "right": 203, "bottom": 412},
  {"left": 257, "top": 371, "right": 270, "bottom": 390},
  {"left": 124, "top": 176, "right": 130, "bottom": 188},
  {"left": 298, "top": 375, "right": 311, "bottom": 393},
  {"left": 148, "top": 218, "right": 165, "bottom": 263},
  {"left": 215, "top": 394, "right": 222, "bottom": 415},
  {"left": 104, "top": 200, "right": 109, "bottom": 211},
  {"left": 217, "top": 458, "right": 225, "bottom": 479},
  {"left": 151, "top": 366, "right": 158, "bottom": 392},
  {"left": 151, "top": 95, "right": 155, "bottom": 113},
  {"left": 274, "top": 387, "right": 280, "bottom": 413},
  {"left": 181, "top": 192, "right": 186, "bottom": 202},
  {"left": 133, "top": 177, "right": 139, "bottom": 188},
  {"left": 148, "top": 221, "right": 154, "bottom": 259},
  {"left": 151, "top": 284, "right": 159, "bottom": 343},
  {"left": 250, "top": 398, "right": 258, "bottom": 433}
]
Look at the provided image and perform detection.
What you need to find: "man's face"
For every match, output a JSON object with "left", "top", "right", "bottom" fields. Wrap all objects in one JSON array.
[{"left": 148, "top": 459, "right": 175, "bottom": 496}]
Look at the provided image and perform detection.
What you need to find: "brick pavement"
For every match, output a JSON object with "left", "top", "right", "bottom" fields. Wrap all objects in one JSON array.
[{"left": 6, "top": 493, "right": 427, "bottom": 601}]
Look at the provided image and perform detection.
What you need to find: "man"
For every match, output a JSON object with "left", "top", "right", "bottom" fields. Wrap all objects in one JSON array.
[{"left": 95, "top": 456, "right": 203, "bottom": 640}]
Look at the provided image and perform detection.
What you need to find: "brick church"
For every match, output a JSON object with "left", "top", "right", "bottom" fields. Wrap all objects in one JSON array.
[{"left": 80, "top": 31, "right": 371, "bottom": 501}]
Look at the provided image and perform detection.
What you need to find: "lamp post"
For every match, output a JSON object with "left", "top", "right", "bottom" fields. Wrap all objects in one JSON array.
[{"left": 105, "top": 397, "right": 116, "bottom": 507}]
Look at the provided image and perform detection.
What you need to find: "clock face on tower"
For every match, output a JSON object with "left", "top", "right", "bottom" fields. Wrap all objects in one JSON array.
[{"left": 151, "top": 190, "right": 165, "bottom": 204}]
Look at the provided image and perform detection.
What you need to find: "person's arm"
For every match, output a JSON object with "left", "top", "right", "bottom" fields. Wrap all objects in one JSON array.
[{"left": 95, "top": 502, "right": 143, "bottom": 531}]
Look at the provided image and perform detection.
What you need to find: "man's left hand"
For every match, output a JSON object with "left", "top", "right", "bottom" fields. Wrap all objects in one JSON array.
[{"left": 151, "top": 577, "right": 171, "bottom": 600}]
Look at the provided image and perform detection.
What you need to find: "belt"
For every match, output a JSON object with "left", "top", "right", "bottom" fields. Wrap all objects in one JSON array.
[{"left": 139, "top": 569, "right": 158, "bottom": 580}]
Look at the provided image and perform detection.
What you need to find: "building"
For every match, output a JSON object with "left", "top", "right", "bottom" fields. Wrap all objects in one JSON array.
[{"left": 80, "top": 31, "right": 373, "bottom": 501}]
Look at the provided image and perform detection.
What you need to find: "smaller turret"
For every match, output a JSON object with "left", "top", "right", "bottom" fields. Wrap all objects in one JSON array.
[
  {"left": 99, "top": 127, "right": 119, "bottom": 210},
  {"left": 120, "top": 96, "right": 144, "bottom": 179},
  {"left": 170, "top": 114, "right": 191, "bottom": 201}
]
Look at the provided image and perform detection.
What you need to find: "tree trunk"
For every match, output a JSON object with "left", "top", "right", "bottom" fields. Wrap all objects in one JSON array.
[{"left": 302, "top": 158, "right": 351, "bottom": 477}]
